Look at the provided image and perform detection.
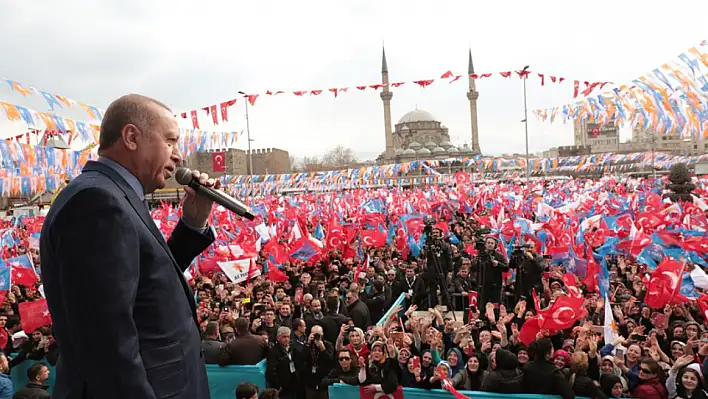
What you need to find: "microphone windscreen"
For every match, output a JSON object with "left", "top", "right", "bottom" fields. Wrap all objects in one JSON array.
[{"left": 175, "top": 167, "right": 194, "bottom": 185}]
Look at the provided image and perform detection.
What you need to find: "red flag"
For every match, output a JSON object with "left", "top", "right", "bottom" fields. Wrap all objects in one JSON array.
[
  {"left": 212, "top": 151, "right": 226, "bottom": 172},
  {"left": 190, "top": 110, "right": 200, "bottom": 129},
  {"left": 538, "top": 294, "right": 587, "bottom": 330},
  {"left": 11, "top": 265, "right": 38, "bottom": 287},
  {"left": 440, "top": 70, "right": 454, "bottom": 79},
  {"left": 500, "top": 71, "right": 511, "bottom": 78},
  {"left": 538, "top": 73, "right": 545, "bottom": 85},
  {"left": 413, "top": 79, "right": 434, "bottom": 88},
  {"left": 644, "top": 258, "right": 683, "bottom": 309},
  {"left": 454, "top": 172, "right": 470, "bottom": 186},
  {"left": 359, "top": 386, "right": 403, "bottom": 399},
  {"left": 573, "top": 80, "right": 580, "bottom": 98},
  {"left": 268, "top": 266, "right": 288, "bottom": 283},
  {"left": 18, "top": 299, "right": 52, "bottom": 333},
  {"left": 246, "top": 94, "right": 258, "bottom": 106},
  {"left": 246, "top": 259, "right": 259, "bottom": 281},
  {"left": 361, "top": 230, "right": 386, "bottom": 248},
  {"left": 220, "top": 100, "right": 236, "bottom": 122},
  {"left": 209, "top": 105, "right": 218, "bottom": 125}
]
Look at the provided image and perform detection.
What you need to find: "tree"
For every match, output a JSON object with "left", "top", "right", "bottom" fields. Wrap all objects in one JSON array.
[
  {"left": 322, "top": 145, "right": 358, "bottom": 168},
  {"left": 298, "top": 155, "right": 325, "bottom": 172},
  {"left": 665, "top": 163, "right": 695, "bottom": 202},
  {"left": 288, "top": 154, "right": 297, "bottom": 172}
]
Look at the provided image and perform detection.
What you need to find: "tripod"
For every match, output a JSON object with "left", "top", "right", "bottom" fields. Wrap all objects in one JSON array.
[{"left": 424, "top": 240, "right": 456, "bottom": 321}]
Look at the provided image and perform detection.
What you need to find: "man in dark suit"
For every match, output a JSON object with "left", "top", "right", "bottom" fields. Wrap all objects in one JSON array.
[
  {"left": 221, "top": 318, "right": 268, "bottom": 365},
  {"left": 40, "top": 94, "right": 220, "bottom": 399}
]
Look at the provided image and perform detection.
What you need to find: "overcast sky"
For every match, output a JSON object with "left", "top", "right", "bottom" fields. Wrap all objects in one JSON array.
[{"left": 0, "top": 0, "right": 706, "bottom": 160}]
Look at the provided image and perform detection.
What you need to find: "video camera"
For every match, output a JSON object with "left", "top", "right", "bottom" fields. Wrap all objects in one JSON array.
[
  {"left": 511, "top": 244, "right": 531, "bottom": 257},
  {"left": 473, "top": 226, "right": 492, "bottom": 253}
]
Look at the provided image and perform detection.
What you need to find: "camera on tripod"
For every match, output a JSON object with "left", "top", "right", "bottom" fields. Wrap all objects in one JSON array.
[
  {"left": 511, "top": 244, "right": 530, "bottom": 257},
  {"left": 472, "top": 226, "right": 492, "bottom": 253}
]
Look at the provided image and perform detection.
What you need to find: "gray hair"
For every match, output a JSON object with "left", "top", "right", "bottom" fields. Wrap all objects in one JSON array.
[{"left": 277, "top": 326, "right": 291, "bottom": 337}]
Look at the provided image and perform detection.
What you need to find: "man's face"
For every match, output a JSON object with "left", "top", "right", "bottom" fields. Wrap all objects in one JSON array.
[
  {"left": 406, "top": 268, "right": 416, "bottom": 278},
  {"left": 485, "top": 238, "right": 496, "bottom": 251},
  {"left": 264, "top": 311, "right": 275, "bottom": 323},
  {"left": 131, "top": 106, "right": 181, "bottom": 193},
  {"left": 311, "top": 300, "right": 321, "bottom": 313},
  {"left": 0, "top": 316, "right": 7, "bottom": 328},
  {"left": 279, "top": 305, "right": 291, "bottom": 317},
  {"left": 459, "top": 268, "right": 469, "bottom": 278},
  {"left": 345, "top": 293, "right": 357, "bottom": 305},
  {"left": 277, "top": 333, "right": 290, "bottom": 348},
  {"left": 38, "top": 366, "right": 50, "bottom": 382}
]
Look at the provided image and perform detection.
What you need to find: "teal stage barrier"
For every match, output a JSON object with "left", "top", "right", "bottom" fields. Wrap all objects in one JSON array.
[
  {"left": 10, "top": 358, "right": 267, "bottom": 399},
  {"left": 328, "top": 383, "right": 595, "bottom": 399}
]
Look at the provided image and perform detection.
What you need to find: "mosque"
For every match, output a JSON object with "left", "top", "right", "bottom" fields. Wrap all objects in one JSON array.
[{"left": 376, "top": 48, "right": 482, "bottom": 163}]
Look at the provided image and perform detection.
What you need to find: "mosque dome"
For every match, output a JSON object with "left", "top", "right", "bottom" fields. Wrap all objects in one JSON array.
[
  {"left": 397, "top": 109, "right": 437, "bottom": 124},
  {"left": 432, "top": 147, "right": 446, "bottom": 154},
  {"left": 403, "top": 148, "right": 416, "bottom": 155},
  {"left": 439, "top": 140, "right": 453, "bottom": 149},
  {"left": 408, "top": 141, "right": 422, "bottom": 150},
  {"left": 447, "top": 147, "right": 460, "bottom": 154},
  {"left": 417, "top": 148, "right": 431, "bottom": 155},
  {"left": 394, "top": 148, "right": 404, "bottom": 156},
  {"left": 424, "top": 141, "right": 437, "bottom": 149},
  {"left": 401, "top": 125, "right": 410, "bottom": 131}
]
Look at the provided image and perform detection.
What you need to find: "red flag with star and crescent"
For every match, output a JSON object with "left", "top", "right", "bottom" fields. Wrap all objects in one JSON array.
[
  {"left": 18, "top": 299, "right": 52, "bottom": 333},
  {"left": 359, "top": 386, "right": 403, "bottom": 399},
  {"left": 212, "top": 151, "right": 226, "bottom": 172}
]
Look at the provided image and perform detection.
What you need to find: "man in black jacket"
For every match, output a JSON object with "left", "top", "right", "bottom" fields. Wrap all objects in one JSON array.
[
  {"left": 345, "top": 288, "right": 371, "bottom": 330},
  {"left": 266, "top": 327, "right": 300, "bottom": 399},
  {"left": 473, "top": 236, "right": 509, "bottom": 310},
  {"left": 364, "top": 280, "right": 386, "bottom": 325},
  {"left": 200, "top": 322, "right": 226, "bottom": 364},
  {"left": 297, "top": 325, "right": 334, "bottom": 399},
  {"left": 522, "top": 338, "right": 574, "bottom": 399},
  {"left": 319, "top": 296, "right": 347, "bottom": 344},
  {"left": 510, "top": 241, "right": 546, "bottom": 302},
  {"left": 13, "top": 362, "right": 51, "bottom": 399}
]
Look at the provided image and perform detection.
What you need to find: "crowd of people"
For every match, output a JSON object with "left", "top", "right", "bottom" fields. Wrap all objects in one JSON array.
[{"left": 3, "top": 174, "right": 708, "bottom": 399}]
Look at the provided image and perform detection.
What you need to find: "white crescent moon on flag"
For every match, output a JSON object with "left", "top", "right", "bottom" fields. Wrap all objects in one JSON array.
[
  {"left": 551, "top": 306, "right": 575, "bottom": 325},
  {"left": 662, "top": 271, "right": 679, "bottom": 290},
  {"left": 373, "top": 394, "right": 395, "bottom": 399},
  {"left": 215, "top": 154, "right": 223, "bottom": 164},
  {"left": 362, "top": 236, "right": 374, "bottom": 246}
]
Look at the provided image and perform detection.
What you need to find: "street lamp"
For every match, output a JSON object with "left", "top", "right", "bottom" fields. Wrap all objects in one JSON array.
[
  {"left": 238, "top": 91, "right": 254, "bottom": 175},
  {"left": 520, "top": 65, "right": 530, "bottom": 191}
]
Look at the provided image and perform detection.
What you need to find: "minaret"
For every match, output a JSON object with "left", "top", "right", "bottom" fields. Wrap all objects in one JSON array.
[
  {"left": 466, "top": 49, "right": 481, "bottom": 154},
  {"left": 381, "top": 46, "right": 394, "bottom": 160}
]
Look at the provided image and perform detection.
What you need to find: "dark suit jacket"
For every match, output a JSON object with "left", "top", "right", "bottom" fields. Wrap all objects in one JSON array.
[
  {"left": 220, "top": 333, "right": 268, "bottom": 365},
  {"left": 40, "top": 161, "right": 214, "bottom": 399}
]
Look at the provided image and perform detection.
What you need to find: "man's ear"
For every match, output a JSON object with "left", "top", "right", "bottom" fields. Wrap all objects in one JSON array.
[{"left": 121, "top": 124, "right": 140, "bottom": 151}]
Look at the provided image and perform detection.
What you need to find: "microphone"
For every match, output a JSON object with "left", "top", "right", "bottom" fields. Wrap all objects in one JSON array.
[{"left": 175, "top": 167, "right": 256, "bottom": 221}]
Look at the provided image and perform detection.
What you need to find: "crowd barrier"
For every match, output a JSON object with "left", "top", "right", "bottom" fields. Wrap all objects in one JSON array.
[
  {"left": 9, "top": 358, "right": 266, "bottom": 398},
  {"left": 328, "top": 383, "right": 593, "bottom": 399}
]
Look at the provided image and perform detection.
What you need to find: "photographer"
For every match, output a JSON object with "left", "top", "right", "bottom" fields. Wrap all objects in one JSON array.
[
  {"left": 510, "top": 241, "right": 546, "bottom": 302},
  {"left": 298, "top": 325, "right": 335, "bottom": 399},
  {"left": 472, "top": 236, "right": 508, "bottom": 310},
  {"left": 423, "top": 225, "right": 453, "bottom": 309}
]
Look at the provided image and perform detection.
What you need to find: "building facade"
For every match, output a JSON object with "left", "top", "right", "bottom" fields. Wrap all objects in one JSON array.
[
  {"left": 184, "top": 147, "right": 291, "bottom": 177},
  {"left": 631, "top": 127, "right": 705, "bottom": 155},
  {"left": 573, "top": 120, "right": 621, "bottom": 153},
  {"left": 377, "top": 48, "right": 481, "bottom": 163}
]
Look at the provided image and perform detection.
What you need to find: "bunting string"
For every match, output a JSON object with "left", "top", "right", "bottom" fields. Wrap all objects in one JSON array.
[{"left": 533, "top": 41, "right": 708, "bottom": 139}]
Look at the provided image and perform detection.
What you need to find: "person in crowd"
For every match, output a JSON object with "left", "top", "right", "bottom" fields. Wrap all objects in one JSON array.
[
  {"left": 202, "top": 321, "right": 226, "bottom": 364},
  {"left": 12, "top": 361, "right": 51, "bottom": 399},
  {"left": 358, "top": 341, "right": 399, "bottom": 395},
  {"left": 510, "top": 241, "right": 545, "bottom": 302},
  {"left": 259, "top": 388, "right": 280, "bottom": 399},
  {"left": 363, "top": 281, "right": 386, "bottom": 325},
  {"left": 222, "top": 318, "right": 269, "bottom": 366},
  {"left": 569, "top": 351, "right": 607, "bottom": 399},
  {"left": 256, "top": 307, "right": 280, "bottom": 343},
  {"left": 266, "top": 327, "right": 299, "bottom": 399},
  {"left": 449, "top": 352, "right": 487, "bottom": 391},
  {"left": 345, "top": 289, "right": 371, "bottom": 330},
  {"left": 480, "top": 349, "right": 524, "bottom": 394},
  {"left": 632, "top": 358, "right": 668, "bottom": 399},
  {"left": 299, "top": 325, "right": 334, "bottom": 399},
  {"left": 393, "top": 266, "right": 425, "bottom": 307},
  {"left": 0, "top": 352, "right": 12, "bottom": 399},
  {"left": 235, "top": 382, "right": 259, "bottom": 399},
  {"left": 473, "top": 236, "right": 508, "bottom": 309},
  {"left": 522, "top": 338, "right": 575, "bottom": 399},
  {"left": 319, "top": 296, "right": 347, "bottom": 344},
  {"left": 322, "top": 348, "right": 359, "bottom": 387}
]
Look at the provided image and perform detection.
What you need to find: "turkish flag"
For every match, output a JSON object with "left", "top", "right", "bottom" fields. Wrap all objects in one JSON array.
[
  {"left": 359, "top": 386, "right": 403, "bottom": 399},
  {"left": 538, "top": 294, "right": 587, "bottom": 330},
  {"left": 361, "top": 230, "right": 386, "bottom": 248},
  {"left": 644, "top": 258, "right": 683, "bottom": 309},
  {"left": 18, "top": 299, "right": 52, "bottom": 333},
  {"left": 11, "top": 265, "right": 38, "bottom": 287},
  {"left": 190, "top": 110, "right": 200, "bottom": 129},
  {"left": 454, "top": 172, "right": 470, "bottom": 186},
  {"left": 268, "top": 266, "right": 289, "bottom": 283},
  {"left": 212, "top": 151, "right": 226, "bottom": 172}
]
